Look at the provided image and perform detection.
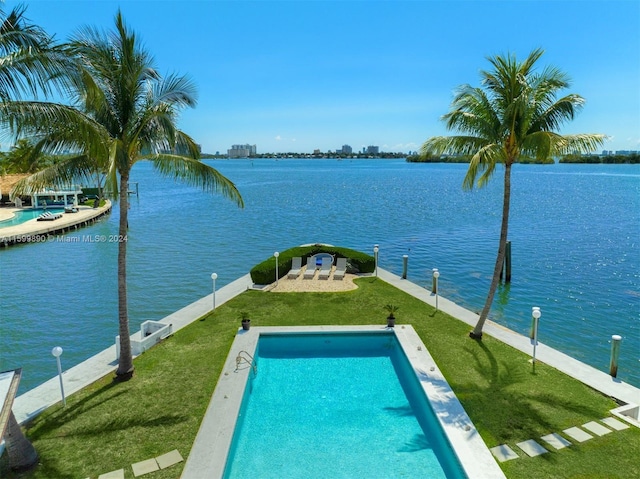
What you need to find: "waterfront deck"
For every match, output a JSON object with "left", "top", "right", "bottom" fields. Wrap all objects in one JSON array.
[{"left": 0, "top": 201, "right": 112, "bottom": 247}]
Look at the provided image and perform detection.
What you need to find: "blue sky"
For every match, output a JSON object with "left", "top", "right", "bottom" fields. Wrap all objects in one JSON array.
[{"left": 9, "top": 0, "right": 640, "bottom": 154}]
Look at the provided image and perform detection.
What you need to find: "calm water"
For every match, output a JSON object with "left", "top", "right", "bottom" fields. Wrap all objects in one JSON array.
[
  {"left": 1, "top": 159, "right": 638, "bottom": 393},
  {"left": 224, "top": 333, "right": 465, "bottom": 479}
]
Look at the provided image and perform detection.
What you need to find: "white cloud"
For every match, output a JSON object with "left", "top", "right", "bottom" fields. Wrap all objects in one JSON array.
[{"left": 275, "top": 135, "right": 282, "bottom": 141}]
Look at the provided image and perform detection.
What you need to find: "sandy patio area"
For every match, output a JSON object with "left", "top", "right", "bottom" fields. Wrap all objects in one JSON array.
[{"left": 268, "top": 266, "right": 359, "bottom": 292}]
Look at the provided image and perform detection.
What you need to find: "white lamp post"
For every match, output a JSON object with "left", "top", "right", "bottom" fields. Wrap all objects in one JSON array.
[
  {"left": 373, "top": 245, "right": 379, "bottom": 277},
  {"left": 51, "top": 346, "right": 66, "bottom": 406},
  {"left": 274, "top": 251, "right": 280, "bottom": 285},
  {"left": 211, "top": 273, "right": 218, "bottom": 310},
  {"left": 529, "top": 306, "right": 540, "bottom": 339},
  {"left": 531, "top": 307, "right": 541, "bottom": 372},
  {"left": 433, "top": 269, "right": 440, "bottom": 311}
]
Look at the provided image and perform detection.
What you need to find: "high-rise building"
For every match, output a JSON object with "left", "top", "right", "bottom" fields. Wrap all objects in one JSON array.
[
  {"left": 366, "top": 145, "right": 379, "bottom": 155},
  {"left": 340, "top": 144, "right": 352, "bottom": 154},
  {"left": 228, "top": 144, "right": 257, "bottom": 158}
]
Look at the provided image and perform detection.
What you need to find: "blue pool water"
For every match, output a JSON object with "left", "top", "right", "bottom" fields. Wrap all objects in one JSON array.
[
  {"left": 223, "top": 333, "right": 467, "bottom": 479},
  {"left": 0, "top": 208, "right": 65, "bottom": 227}
]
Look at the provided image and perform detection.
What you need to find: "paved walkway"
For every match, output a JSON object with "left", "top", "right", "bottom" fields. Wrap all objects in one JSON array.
[{"left": 12, "top": 269, "right": 639, "bottom": 426}]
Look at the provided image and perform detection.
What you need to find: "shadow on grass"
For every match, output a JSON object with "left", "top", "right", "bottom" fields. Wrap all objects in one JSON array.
[
  {"left": 28, "top": 375, "right": 189, "bottom": 443},
  {"left": 53, "top": 412, "right": 188, "bottom": 439},
  {"left": 452, "top": 338, "right": 605, "bottom": 443},
  {"left": 1, "top": 459, "right": 77, "bottom": 479},
  {"left": 27, "top": 380, "right": 124, "bottom": 440}
]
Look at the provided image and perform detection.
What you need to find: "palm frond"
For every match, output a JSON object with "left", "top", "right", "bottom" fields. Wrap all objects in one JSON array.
[
  {"left": 553, "top": 133, "right": 608, "bottom": 156},
  {"left": 151, "top": 155, "right": 244, "bottom": 207},
  {"left": 0, "top": 5, "right": 72, "bottom": 101},
  {"left": 10, "top": 154, "right": 95, "bottom": 196},
  {"left": 152, "top": 73, "right": 198, "bottom": 109},
  {"left": 463, "top": 144, "right": 502, "bottom": 190}
]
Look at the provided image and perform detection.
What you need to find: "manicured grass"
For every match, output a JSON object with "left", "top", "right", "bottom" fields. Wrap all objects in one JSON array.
[{"left": 4, "top": 277, "right": 638, "bottom": 478}]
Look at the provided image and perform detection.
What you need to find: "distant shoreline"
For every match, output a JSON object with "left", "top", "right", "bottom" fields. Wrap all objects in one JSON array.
[{"left": 200, "top": 153, "right": 639, "bottom": 164}]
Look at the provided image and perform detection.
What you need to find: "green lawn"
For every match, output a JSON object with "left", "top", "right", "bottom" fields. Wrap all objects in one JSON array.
[{"left": 4, "top": 277, "right": 638, "bottom": 479}]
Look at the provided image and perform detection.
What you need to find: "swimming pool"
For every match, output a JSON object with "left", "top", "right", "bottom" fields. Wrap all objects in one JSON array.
[
  {"left": 182, "top": 326, "right": 505, "bottom": 479},
  {"left": 0, "top": 208, "right": 64, "bottom": 228},
  {"left": 225, "top": 333, "right": 465, "bottom": 478}
]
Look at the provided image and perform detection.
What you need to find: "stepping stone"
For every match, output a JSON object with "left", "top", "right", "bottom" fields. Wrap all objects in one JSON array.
[
  {"left": 516, "top": 439, "right": 548, "bottom": 457},
  {"left": 563, "top": 426, "right": 593, "bottom": 443},
  {"left": 541, "top": 433, "right": 572, "bottom": 450},
  {"left": 132, "top": 458, "right": 159, "bottom": 477},
  {"left": 490, "top": 444, "right": 519, "bottom": 462},
  {"left": 156, "top": 449, "right": 183, "bottom": 469},
  {"left": 600, "top": 417, "right": 629, "bottom": 431},
  {"left": 98, "top": 470, "right": 125, "bottom": 479},
  {"left": 582, "top": 421, "right": 612, "bottom": 436}
]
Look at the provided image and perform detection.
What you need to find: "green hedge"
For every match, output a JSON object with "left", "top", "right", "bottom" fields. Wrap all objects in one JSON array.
[{"left": 250, "top": 244, "right": 375, "bottom": 285}]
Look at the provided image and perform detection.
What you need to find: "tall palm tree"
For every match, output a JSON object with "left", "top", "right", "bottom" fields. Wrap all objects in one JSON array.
[
  {"left": 9, "top": 11, "right": 244, "bottom": 380},
  {"left": 421, "top": 48, "right": 606, "bottom": 339}
]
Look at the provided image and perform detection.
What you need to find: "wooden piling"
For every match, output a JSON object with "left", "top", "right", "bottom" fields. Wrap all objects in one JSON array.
[{"left": 500, "top": 240, "right": 512, "bottom": 282}]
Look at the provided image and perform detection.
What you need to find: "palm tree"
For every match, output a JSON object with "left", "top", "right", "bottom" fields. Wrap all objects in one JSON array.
[
  {"left": 9, "top": 11, "right": 244, "bottom": 380},
  {"left": 421, "top": 48, "right": 606, "bottom": 339},
  {"left": 0, "top": 4, "right": 69, "bottom": 102}
]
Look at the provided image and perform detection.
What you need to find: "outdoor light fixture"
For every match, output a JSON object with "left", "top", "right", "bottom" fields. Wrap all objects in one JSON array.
[
  {"left": 531, "top": 307, "right": 541, "bottom": 372},
  {"left": 433, "top": 269, "right": 440, "bottom": 311},
  {"left": 51, "top": 346, "right": 66, "bottom": 407},
  {"left": 211, "top": 273, "right": 218, "bottom": 310},
  {"left": 274, "top": 252, "right": 280, "bottom": 285},
  {"left": 373, "top": 245, "right": 379, "bottom": 277}
]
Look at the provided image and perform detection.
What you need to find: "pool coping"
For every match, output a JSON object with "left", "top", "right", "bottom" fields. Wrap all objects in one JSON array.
[{"left": 180, "top": 325, "right": 506, "bottom": 479}]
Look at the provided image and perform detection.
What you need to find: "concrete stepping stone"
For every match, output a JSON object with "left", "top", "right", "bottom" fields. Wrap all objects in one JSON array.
[
  {"left": 490, "top": 444, "right": 519, "bottom": 462},
  {"left": 516, "top": 439, "right": 548, "bottom": 457},
  {"left": 132, "top": 458, "right": 160, "bottom": 477},
  {"left": 582, "top": 421, "right": 612, "bottom": 436},
  {"left": 98, "top": 470, "right": 125, "bottom": 479},
  {"left": 541, "top": 433, "right": 572, "bottom": 450},
  {"left": 563, "top": 426, "right": 593, "bottom": 443},
  {"left": 600, "top": 417, "right": 630, "bottom": 431},
  {"left": 156, "top": 449, "right": 183, "bottom": 469}
]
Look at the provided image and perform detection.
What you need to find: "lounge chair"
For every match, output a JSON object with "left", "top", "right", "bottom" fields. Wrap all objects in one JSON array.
[
  {"left": 37, "top": 211, "right": 61, "bottom": 221},
  {"left": 318, "top": 257, "right": 333, "bottom": 280},
  {"left": 303, "top": 257, "right": 317, "bottom": 279},
  {"left": 287, "top": 257, "right": 302, "bottom": 279},
  {"left": 333, "top": 257, "right": 347, "bottom": 280}
]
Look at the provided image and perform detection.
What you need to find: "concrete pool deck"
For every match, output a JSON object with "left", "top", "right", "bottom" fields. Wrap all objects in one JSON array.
[{"left": 8, "top": 268, "right": 640, "bottom": 474}]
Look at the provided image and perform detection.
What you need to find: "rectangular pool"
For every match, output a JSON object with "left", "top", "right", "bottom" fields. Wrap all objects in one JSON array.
[
  {"left": 181, "top": 326, "right": 505, "bottom": 479},
  {"left": 225, "top": 333, "right": 466, "bottom": 478}
]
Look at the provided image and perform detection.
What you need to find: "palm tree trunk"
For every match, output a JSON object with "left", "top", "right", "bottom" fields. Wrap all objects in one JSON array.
[
  {"left": 470, "top": 162, "right": 512, "bottom": 338},
  {"left": 5, "top": 411, "right": 38, "bottom": 471},
  {"left": 115, "top": 171, "right": 133, "bottom": 380}
]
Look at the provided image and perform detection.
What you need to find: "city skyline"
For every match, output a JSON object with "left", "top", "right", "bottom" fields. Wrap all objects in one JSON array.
[{"left": 8, "top": 0, "right": 640, "bottom": 154}]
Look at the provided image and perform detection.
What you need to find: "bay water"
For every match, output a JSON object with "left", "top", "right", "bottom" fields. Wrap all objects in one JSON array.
[{"left": 1, "top": 159, "right": 638, "bottom": 393}]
